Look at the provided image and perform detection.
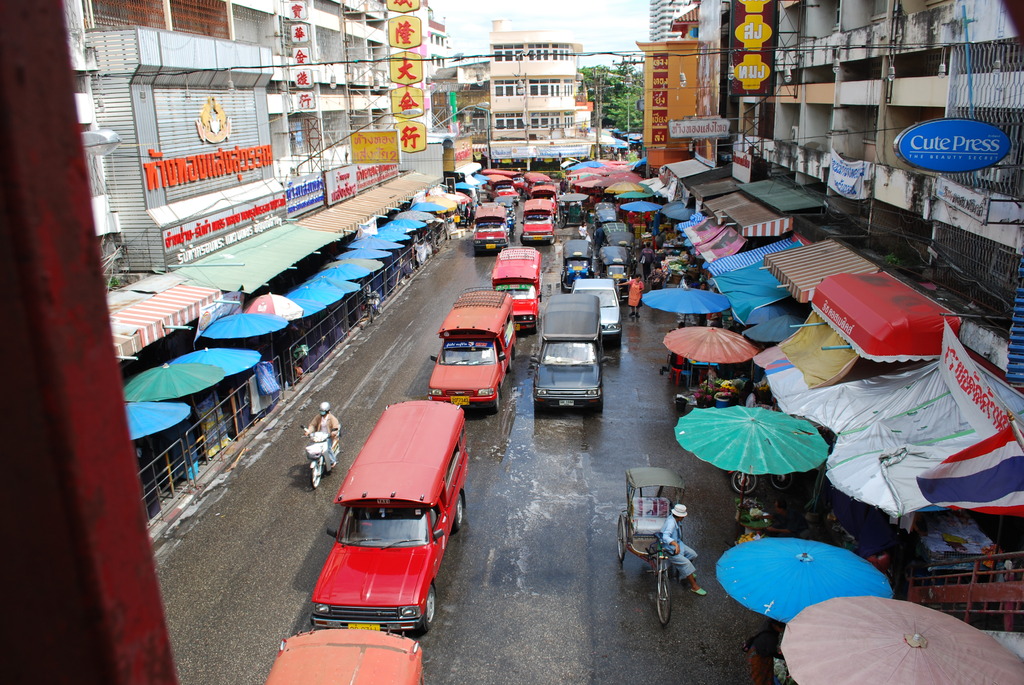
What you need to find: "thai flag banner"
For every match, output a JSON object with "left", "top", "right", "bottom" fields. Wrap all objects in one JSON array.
[
  {"left": 918, "top": 427, "right": 1024, "bottom": 516},
  {"left": 938, "top": 321, "right": 1010, "bottom": 438}
]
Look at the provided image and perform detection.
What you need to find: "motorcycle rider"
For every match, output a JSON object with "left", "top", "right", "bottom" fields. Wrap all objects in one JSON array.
[{"left": 304, "top": 401, "right": 340, "bottom": 469}]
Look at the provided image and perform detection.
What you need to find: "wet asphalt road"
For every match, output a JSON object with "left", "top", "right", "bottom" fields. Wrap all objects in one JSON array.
[{"left": 156, "top": 220, "right": 755, "bottom": 684}]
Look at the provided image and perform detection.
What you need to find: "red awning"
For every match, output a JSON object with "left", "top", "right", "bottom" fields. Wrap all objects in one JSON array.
[
  {"left": 811, "top": 272, "right": 961, "bottom": 362},
  {"left": 110, "top": 284, "right": 220, "bottom": 348}
]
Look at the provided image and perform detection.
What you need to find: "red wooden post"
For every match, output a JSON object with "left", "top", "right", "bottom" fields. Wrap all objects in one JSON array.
[{"left": 0, "top": 3, "right": 177, "bottom": 683}]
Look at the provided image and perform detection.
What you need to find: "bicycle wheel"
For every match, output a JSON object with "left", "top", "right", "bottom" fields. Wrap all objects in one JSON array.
[
  {"left": 656, "top": 557, "right": 672, "bottom": 626},
  {"left": 730, "top": 471, "right": 757, "bottom": 495},
  {"left": 616, "top": 513, "right": 626, "bottom": 564},
  {"left": 769, "top": 474, "right": 794, "bottom": 491},
  {"left": 310, "top": 458, "right": 322, "bottom": 490}
]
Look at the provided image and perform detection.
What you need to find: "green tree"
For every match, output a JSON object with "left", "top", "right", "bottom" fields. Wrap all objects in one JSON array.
[{"left": 580, "top": 63, "right": 643, "bottom": 134}]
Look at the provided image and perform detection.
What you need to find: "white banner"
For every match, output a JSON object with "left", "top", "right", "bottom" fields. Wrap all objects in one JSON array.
[
  {"left": 939, "top": 321, "right": 1010, "bottom": 439},
  {"left": 827, "top": 150, "right": 871, "bottom": 199},
  {"left": 324, "top": 165, "right": 358, "bottom": 206},
  {"left": 668, "top": 117, "right": 731, "bottom": 139}
]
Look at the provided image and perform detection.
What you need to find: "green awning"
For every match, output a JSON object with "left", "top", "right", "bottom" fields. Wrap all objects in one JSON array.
[
  {"left": 740, "top": 180, "right": 823, "bottom": 212},
  {"left": 174, "top": 223, "right": 341, "bottom": 293}
]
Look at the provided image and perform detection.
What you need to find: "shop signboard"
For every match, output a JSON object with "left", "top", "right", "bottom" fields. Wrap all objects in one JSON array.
[
  {"left": 649, "top": 53, "right": 669, "bottom": 145},
  {"left": 391, "top": 86, "right": 425, "bottom": 119},
  {"left": 386, "top": 0, "right": 420, "bottom": 9},
  {"left": 668, "top": 118, "right": 730, "bottom": 139},
  {"left": 388, "top": 15, "right": 422, "bottom": 49},
  {"left": 934, "top": 177, "right": 990, "bottom": 224},
  {"left": 730, "top": 0, "right": 776, "bottom": 96},
  {"left": 732, "top": 150, "right": 752, "bottom": 184},
  {"left": 355, "top": 163, "right": 400, "bottom": 192},
  {"left": 286, "top": 172, "right": 326, "bottom": 217},
  {"left": 399, "top": 120, "right": 427, "bottom": 153},
  {"left": 828, "top": 149, "right": 872, "bottom": 200},
  {"left": 324, "top": 165, "right": 358, "bottom": 206},
  {"left": 352, "top": 131, "right": 399, "bottom": 163},
  {"left": 162, "top": 194, "right": 286, "bottom": 265},
  {"left": 894, "top": 119, "right": 1011, "bottom": 173},
  {"left": 940, "top": 321, "right": 1010, "bottom": 438}
]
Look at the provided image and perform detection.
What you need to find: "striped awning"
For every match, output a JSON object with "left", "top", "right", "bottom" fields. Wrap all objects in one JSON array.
[
  {"left": 110, "top": 284, "right": 220, "bottom": 348},
  {"left": 706, "top": 236, "right": 803, "bottom": 277},
  {"left": 763, "top": 240, "right": 879, "bottom": 303},
  {"left": 299, "top": 172, "right": 441, "bottom": 236},
  {"left": 703, "top": 192, "right": 792, "bottom": 237}
]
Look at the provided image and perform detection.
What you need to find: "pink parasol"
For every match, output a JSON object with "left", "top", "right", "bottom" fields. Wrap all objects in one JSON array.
[{"left": 663, "top": 326, "right": 759, "bottom": 363}]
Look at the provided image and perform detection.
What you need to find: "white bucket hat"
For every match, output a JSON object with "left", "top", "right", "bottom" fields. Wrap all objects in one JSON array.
[{"left": 672, "top": 504, "right": 688, "bottom": 518}]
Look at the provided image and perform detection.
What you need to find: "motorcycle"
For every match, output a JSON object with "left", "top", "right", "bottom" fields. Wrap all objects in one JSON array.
[
  {"left": 730, "top": 471, "right": 793, "bottom": 496},
  {"left": 304, "top": 430, "right": 336, "bottom": 489}
]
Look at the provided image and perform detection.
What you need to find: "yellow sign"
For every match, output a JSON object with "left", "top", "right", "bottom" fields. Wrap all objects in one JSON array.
[
  {"left": 733, "top": 54, "right": 771, "bottom": 91},
  {"left": 399, "top": 121, "right": 427, "bottom": 154},
  {"left": 351, "top": 131, "right": 400, "bottom": 163},
  {"left": 735, "top": 15, "right": 773, "bottom": 49},
  {"left": 390, "top": 86, "right": 425, "bottom": 119},
  {"left": 388, "top": 16, "right": 422, "bottom": 49},
  {"left": 389, "top": 51, "right": 423, "bottom": 86},
  {"left": 386, "top": 0, "right": 420, "bottom": 11}
]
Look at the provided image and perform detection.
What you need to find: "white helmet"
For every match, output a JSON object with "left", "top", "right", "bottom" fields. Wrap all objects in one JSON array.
[{"left": 319, "top": 401, "right": 331, "bottom": 414}]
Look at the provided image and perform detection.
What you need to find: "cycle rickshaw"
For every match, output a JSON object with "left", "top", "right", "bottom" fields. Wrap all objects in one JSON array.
[{"left": 616, "top": 467, "right": 686, "bottom": 625}]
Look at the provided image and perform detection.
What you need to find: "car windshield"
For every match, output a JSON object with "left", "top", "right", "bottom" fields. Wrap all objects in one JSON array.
[
  {"left": 495, "top": 284, "right": 537, "bottom": 300},
  {"left": 440, "top": 341, "right": 496, "bottom": 365},
  {"left": 585, "top": 290, "right": 618, "bottom": 307},
  {"left": 340, "top": 506, "right": 430, "bottom": 547},
  {"left": 524, "top": 215, "right": 551, "bottom": 224},
  {"left": 540, "top": 341, "right": 597, "bottom": 365}
]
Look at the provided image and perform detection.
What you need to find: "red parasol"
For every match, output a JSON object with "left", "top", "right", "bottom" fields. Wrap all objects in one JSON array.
[{"left": 663, "top": 327, "right": 759, "bottom": 363}]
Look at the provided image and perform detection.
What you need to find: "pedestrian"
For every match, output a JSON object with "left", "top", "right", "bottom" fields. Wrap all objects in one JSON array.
[
  {"left": 658, "top": 504, "right": 706, "bottom": 595},
  {"left": 649, "top": 267, "right": 666, "bottom": 290},
  {"left": 742, "top": 619, "right": 785, "bottom": 685},
  {"left": 762, "top": 498, "right": 810, "bottom": 538},
  {"left": 639, "top": 242, "right": 656, "bottom": 281},
  {"left": 593, "top": 223, "right": 606, "bottom": 250},
  {"left": 625, "top": 275, "right": 645, "bottom": 319}
]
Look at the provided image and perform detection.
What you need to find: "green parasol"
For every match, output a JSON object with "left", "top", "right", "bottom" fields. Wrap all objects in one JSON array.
[
  {"left": 123, "top": 363, "right": 225, "bottom": 402},
  {"left": 674, "top": 405, "right": 828, "bottom": 474}
]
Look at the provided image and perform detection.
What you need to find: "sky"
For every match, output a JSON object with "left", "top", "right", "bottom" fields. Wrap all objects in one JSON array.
[{"left": 428, "top": 0, "right": 650, "bottom": 67}]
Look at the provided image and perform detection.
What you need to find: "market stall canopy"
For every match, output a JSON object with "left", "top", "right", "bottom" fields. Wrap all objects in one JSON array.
[
  {"left": 349, "top": 236, "right": 403, "bottom": 250},
  {"left": 394, "top": 210, "right": 436, "bottom": 222},
  {"left": 321, "top": 263, "right": 372, "bottom": 280},
  {"left": 643, "top": 288, "right": 732, "bottom": 315},
  {"left": 779, "top": 312, "right": 861, "bottom": 388},
  {"left": 334, "top": 258, "right": 384, "bottom": 272},
  {"left": 659, "top": 201, "right": 694, "bottom": 221},
  {"left": 174, "top": 224, "right": 340, "bottom": 293},
  {"left": 812, "top": 272, "right": 961, "bottom": 362},
  {"left": 244, "top": 293, "right": 307, "bottom": 321},
  {"left": 746, "top": 300, "right": 808, "bottom": 326},
  {"left": 302, "top": 274, "right": 361, "bottom": 294},
  {"left": 706, "top": 236, "right": 802, "bottom": 277},
  {"left": 675, "top": 406, "right": 829, "bottom": 475},
  {"left": 558, "top": 193, "right": 588, "bottom": 202},
  {"left": 743, "top": 314, "right": 806, "bottom": 343},
  {"left": 663, "top": 326, "right": 759, "bottom": 363},
  {"left": 110, "top": 281, "right": 221, "bottom": 351},
  {"left": 616, "top": 190, "right": 655, "bottom": 199},
  {"left": 716, "top": 538, "right": 893, "bottom": 623},
  {"left": 662, "top": 159, "right": 712, "bottom": 179},
  {"left": 782, "top": 596, "right": 1024, "bottom": 685},
  {"left": 336, "top": 248, "right": 391, "bottom": 260},
  {"left": 123, "top": 363, "right": 225, "bottom": 402},
  {"left": 763, "top": 240, "right": 878, "bottom": 303},
  {"left": 690, "top": 178, "right": 739, "bottom": 203},
  {"left": 696, "top": 228, "right": 747, "bottom": 262},
  {"left": 197, "top": 312, "right": 289, "bottom": 339},
  {"left": 711, "top": 263, "right": 788, "bottom": 324},
  {"left": 296, "top": 172, "right": 440, "bottom": 236},
  {"left": 739, "top": 179, "right": 824, "bottom": 213},
  {"left": 619, "top": 200, "right": 662, "bottom": 213},
  {"left": 170, "top": 347, "right": 262, "bottom": 376},
  {"left": 703, "top": 192, "right": 792, "bottom": 237},
  {"left": 287, "top": 283, "right": 352, "bottom": 306},
  {"left": 125, "top": 401, "right": 192, "bottom": 440},
  {"left": 639, "top": 178, "right": 669, "bottom": 198}
]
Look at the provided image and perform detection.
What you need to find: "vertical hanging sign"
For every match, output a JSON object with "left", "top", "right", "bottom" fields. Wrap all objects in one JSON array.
[
  {"left": 649, "top": 53, "right": 669, "bottom": 145},
  {"left": 387, "top": 0, "right": 426, "bottom": 153},
  {"left": 284, "top": 1, "right": 317, "bottom": 112},
  {"left": 730, "top": 0, "right": 776, "bottom": 96}
]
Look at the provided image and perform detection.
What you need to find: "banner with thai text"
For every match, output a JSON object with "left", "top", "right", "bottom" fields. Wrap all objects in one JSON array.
[
  {"left": 827, "top": 150, "right": 871, "bottom": 200},
  {"left": 940, "top": 321, "right": 1010, "bottom": 439}
]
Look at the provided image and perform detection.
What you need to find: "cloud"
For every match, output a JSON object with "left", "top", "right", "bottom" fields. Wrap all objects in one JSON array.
[{"left": 429, "top": 0, "right": 649, "bottom": 67}]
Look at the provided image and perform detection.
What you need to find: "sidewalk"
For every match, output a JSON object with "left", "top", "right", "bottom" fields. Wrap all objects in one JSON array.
[{"left": 147, "top": 259, "right": 427, "bottom": 551}]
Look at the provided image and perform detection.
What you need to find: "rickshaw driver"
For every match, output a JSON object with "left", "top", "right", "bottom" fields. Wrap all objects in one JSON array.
[{"left": 658, "top": 504, "right": 707, "bottom": 595}]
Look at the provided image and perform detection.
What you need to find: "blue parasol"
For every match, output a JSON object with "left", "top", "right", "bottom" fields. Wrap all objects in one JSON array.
[
  {"left": 716, "top": 538, "right": 893, "bottom": 623},
  {"left": 374, "top": 230, "right": 412, "bottom": 242},
  {"left": 381, "top": 219, "right": 424, "bottom": 231},
  {"left": 170, "top": 347, "right": 261, "bottom": 376},
  {"left": 472, "top": 174, "right": 491, "bottom": 183},
  {"left": 454, "top": 182, "right": 475, "bottom": 191},
  {"left": 286, "top": 284, "right": 351, "bottom": 306},
  {"left": 198, "top": 313, "right": 289, "bottom": 339},
  {"left": 620, "top": 200, "right": 663, "bottom": 213},
  {"left": 125, "top": 401, "right": 192, "bottom": 440},
  {"left": 302, "top": 274, "right": 361, "bottom": 293},
  {"left": 337, "top": 248, "right": 392, "bottom": 260},
  {"left": 321, "top": 263, "right": 372, "bottom": 280},
  {"left": 410, "top": 202, "right": 447, "bottom": 213},
  {"left": 568, "top": 161, "right": 605, "bottom": 171},
  {"left": 659, "top": 202, "right": 694, "bottom": 221},
  {"left": 744, "top": 300, "right": 807, "bottom": 326},
  {"left": 742, "top": 314, "right": 806, "bottom": 343},
  {"left": 641, "top": 288, "right": 732, "bottom": 314},
  {"left": 630, "top": 157, "right": 647, "bottom": 170},
  {"left": 334, "top": 258, "right": 384, "bottom": 272},
  {"left": 348, "top": 236, "right": 404, "bottom": 250},
  {"left": 288, "top": 297, "right": 327, "bottom": 316}
]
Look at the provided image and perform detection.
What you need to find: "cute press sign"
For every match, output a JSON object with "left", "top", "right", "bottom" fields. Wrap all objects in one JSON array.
[{"left": 894, "top": 119, "right": 1010, "bottom": 173}]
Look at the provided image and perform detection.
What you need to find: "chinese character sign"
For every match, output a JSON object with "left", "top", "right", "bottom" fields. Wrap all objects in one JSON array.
[
  {"left": 648, "top": 53, "right": 669, "bottom": 145},
  {"left": 292, "top": 69, "right": 313, "bottom": 88},
  {"left": 388, "top": 16, "right": 422, "bottom": 49},
  {"left": 288, "top": 2, "right": 308, "bottom": 20},
  {"left": 386, "top": 0, "right": 420, "bottom": 11},
  {"left": 293, "top": 47, "right": 311, "bottom": 65},
  {"left": 399, "top": 121, "right": 427, "bottom": 153},
  {"left": 293, "top": 91, "right": 317, "bottom": 111},
  {"left": 390, "top": 86, "right": 425, "bottom": 119},
  {"left": 730, "top": 0, "right": 776, "bottom": 96},
  {"left": 290, "top": 22, "right": 309, "bottom": 43},
  {"left": 389, "top": 51, "right": 423, "bottom": 86},
  {"left": 352, "top": 131, "right": 400, "bottom": 163}
]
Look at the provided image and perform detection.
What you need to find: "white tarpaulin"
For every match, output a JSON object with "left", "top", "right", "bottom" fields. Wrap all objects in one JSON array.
[{"left": 764, "top": 357, "right": 1024, "bottom": 517}]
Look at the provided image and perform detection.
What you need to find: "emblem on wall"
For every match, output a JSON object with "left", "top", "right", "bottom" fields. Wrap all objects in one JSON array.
[{"left": 195, "top": 96, "right": 232, "bottom": 144}]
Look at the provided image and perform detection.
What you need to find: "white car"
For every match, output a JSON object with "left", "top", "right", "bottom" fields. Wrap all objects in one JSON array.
[{"left": 572, "top": 278, "right": 622, "bottom": 345}]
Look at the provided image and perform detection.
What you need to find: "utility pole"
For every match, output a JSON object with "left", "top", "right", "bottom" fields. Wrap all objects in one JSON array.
[{"left": 593, "top": 68, "right": 604, "bottom": 159}]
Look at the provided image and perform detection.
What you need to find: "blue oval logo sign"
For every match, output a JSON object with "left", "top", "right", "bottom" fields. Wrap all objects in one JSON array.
[{"left": 894, "top": 118, "right": 1010, "bottom": 173}]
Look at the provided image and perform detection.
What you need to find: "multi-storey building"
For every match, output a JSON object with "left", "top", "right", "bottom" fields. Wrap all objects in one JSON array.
[
  {"left": 650, "top": 0, "right": 688, "bottom": 41},
  {"left": 689, "top": 0, "right": 1023, "bottom": 374}
]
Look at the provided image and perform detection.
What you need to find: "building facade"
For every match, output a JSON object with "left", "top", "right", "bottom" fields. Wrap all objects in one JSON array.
[{"left": 650, "top": 0, "right": 688, "bottom": 41}]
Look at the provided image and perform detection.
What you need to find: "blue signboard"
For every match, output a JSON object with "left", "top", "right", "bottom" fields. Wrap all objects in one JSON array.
[{"left": 894, "top": 118, "right": 1010, "bottom": 173}]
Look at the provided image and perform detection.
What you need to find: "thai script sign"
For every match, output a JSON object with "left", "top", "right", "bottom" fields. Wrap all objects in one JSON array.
[
  {"left": 286, "top": 173, "right": 325, "bottom": 217},
  {"left": 324, "top": 165, "right": 357, "bottom": 206},
  {"left": 649, "top": 53, "right": 669, "bottom": 145},
  {"left": 356, "top": 163, "right": 399, "bottom": 192},
  {"left": 935, "top": 177, "right": 990, "bottom": 224},
  {"left": 940, "top": 321, "right": 1009, "bottom": 438},
  {"left": 669, "top": 118, "right": 730, "bottom": 139},
  {"left": 730, "top": 0, "right": 776, "bottom": 96},
  {"left": 143, "top": 145, "right": 272, "bottom": 191},
  {"left": 828, "top": 149, "right": 871, "bottom": 200},
  {"left": 352, "top": 131, "right": 400, "bottom": 163},
  {"left": 162, "top": 195, "right": 286, "bottom": 263},
  {"left": 894, "top": 119, "right": 1011, "bottom": 173}
]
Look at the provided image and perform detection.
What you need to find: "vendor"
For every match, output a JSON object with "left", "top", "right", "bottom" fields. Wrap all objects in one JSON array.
[{"left": 764, "top": 498, "right": 810, "bottom": 538}]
